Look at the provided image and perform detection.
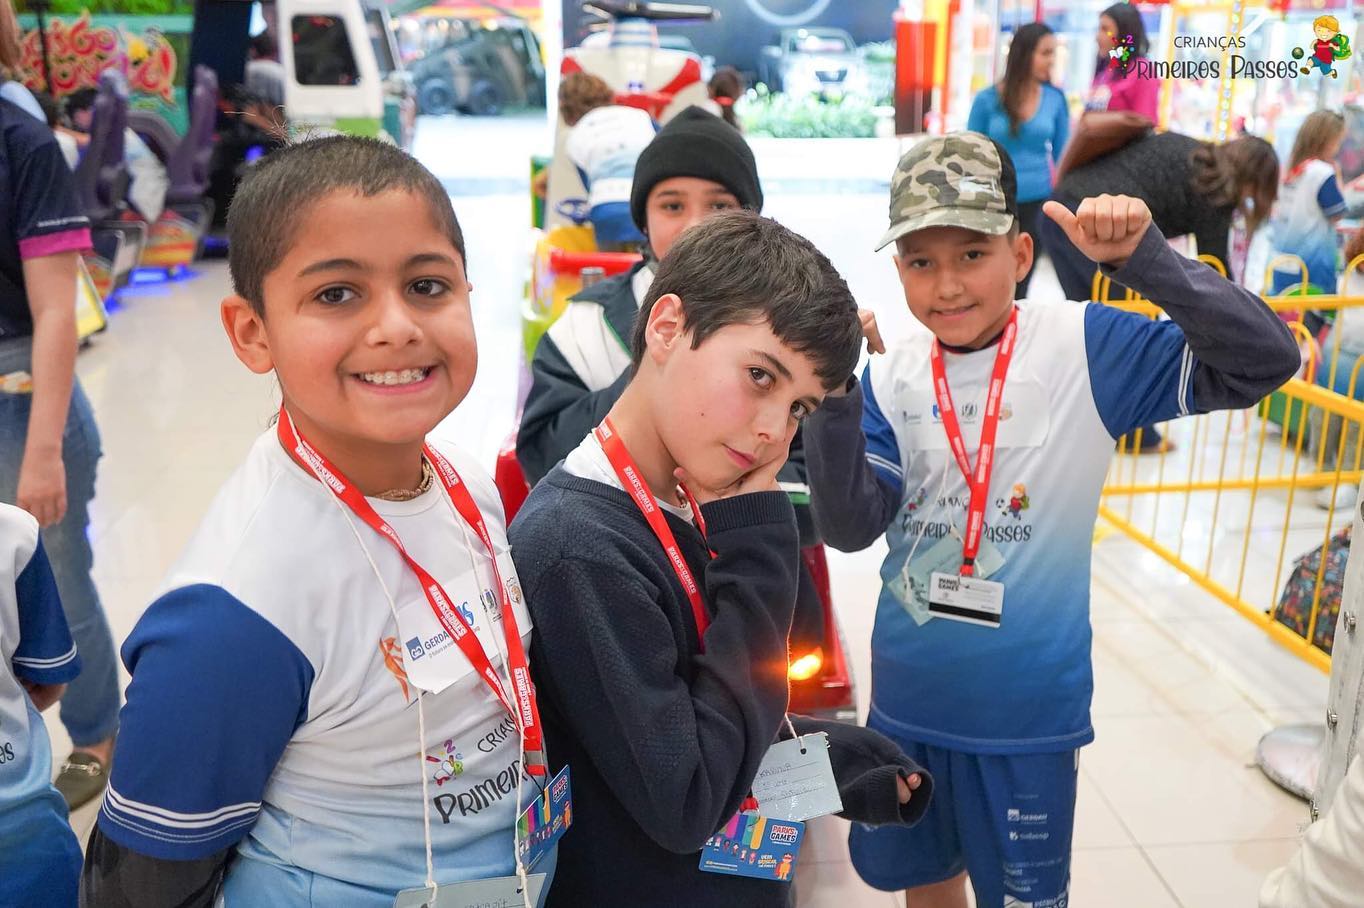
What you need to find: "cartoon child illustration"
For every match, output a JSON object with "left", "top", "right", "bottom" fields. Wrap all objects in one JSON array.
[
  {"left": 424, "top": 739, "right": 465, "bottom": 786},
  {"left": 775, "top": 853, "right": 795, "bottom": 881},
  {"left": 1004, "top": 483, "right": 1031, "bottom": 520},
  {"left": 1107, "top": 32, "right": 1137, "bottom": 72},
  {"left": 905, "top": 485, "right": 928, "bottom": 514},
  {"left": 1300, "top": 16, "right": 1352, "bottom": 77}
]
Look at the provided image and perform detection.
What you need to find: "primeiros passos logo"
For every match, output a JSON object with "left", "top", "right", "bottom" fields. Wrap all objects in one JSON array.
[{"left": 1110, "top": 28, "right": 1346, "bottom": 80}]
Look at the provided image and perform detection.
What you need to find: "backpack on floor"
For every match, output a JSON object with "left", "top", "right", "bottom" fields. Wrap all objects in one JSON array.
[{"left": 1274, "top": 525, "right": 1351, "bottom": 654}]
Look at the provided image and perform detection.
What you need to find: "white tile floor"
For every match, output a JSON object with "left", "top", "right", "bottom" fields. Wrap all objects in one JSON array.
[{"left": 40, "top": 116, "right": 1330, "bottom": 906}]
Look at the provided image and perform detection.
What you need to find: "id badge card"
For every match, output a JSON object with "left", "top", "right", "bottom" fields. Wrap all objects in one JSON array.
[
  {"left": 516, "top": 765, "right": 573, "bottom": 871},
  {"left": 396, "top": 552, "right": 524, "bottom": 696},
  {"left": 699, "top": 811, "right": 805, "bottom": 882},
  {"left": 927, "top": 573, "right": 1005, "bottom": 628},
  {"left": 393, "top": 873, "right": 546, "bottom": 908},
  {"left": 751, "top": 732, "right": 843, "bottom": 822},
  {"left": 890, "top": 530, "right": 1005, "bottom": 626}
]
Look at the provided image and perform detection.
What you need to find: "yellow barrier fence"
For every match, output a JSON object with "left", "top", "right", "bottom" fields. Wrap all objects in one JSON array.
[{"left": 1095, "top": 253, "right": 1364, "bottom": 674}]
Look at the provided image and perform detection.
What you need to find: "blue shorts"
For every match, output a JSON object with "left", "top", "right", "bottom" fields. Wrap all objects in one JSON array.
[
  {"left": 849, "top": 718, "right": 1078, "bottom": 908},
  {"left": 0, "top": 793, "right": 82, "bottom": 907}
]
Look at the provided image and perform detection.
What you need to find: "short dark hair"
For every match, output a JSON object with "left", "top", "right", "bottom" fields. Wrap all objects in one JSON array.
[
  {"left": 630, "top": 210, "right": 861, "bottom": 390},
  {"left": 64, "top": 87, "right": 96, "bottom": 115},
  {"left": 227, "top": 135, "right": 465, "bottom": 314},
  {"left": 250, "top": 32, "right": 278, "bottom": 59}
]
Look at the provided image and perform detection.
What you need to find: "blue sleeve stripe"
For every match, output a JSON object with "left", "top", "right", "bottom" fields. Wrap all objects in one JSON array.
[
  {"left": 13, "top": 642, "right": 77, "bottom": 668},
  {"left": 1318, "top": 176, "right": 1347, "bottom": 214},
  {"left": 867, "top": 452, "right": 904, "bottom": 480},
  {"left": 100, "top": 796, "right": 259, "bottom": 847},
  {"left": 1178, "top": 345, "right": 1194, "bottom": 416},
  {"left": 13, "top": 536, "right": 80, "bottom": 684},
  {"left": 103, "top": 786, "right": 262, "bottom": 827}
]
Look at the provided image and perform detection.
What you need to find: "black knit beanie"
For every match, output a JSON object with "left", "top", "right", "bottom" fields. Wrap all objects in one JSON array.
[{"left": 629, "top": 106, "right": 763, "bottom": 232}]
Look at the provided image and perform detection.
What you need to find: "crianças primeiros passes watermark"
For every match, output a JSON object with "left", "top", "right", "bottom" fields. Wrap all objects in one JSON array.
[{"left": 1106, "top": 16, "right": 1351, "bottom": 81}]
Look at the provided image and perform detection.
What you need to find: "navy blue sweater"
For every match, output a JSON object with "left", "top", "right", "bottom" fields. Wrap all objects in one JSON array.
[{"left": 509, "top": 469, "right": 929, "bottom": 907}]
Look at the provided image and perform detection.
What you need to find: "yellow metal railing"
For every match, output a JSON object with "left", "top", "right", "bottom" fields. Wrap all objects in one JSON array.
[{"left": 1094, "top": 256, "right": 1364, "bottom": 673}]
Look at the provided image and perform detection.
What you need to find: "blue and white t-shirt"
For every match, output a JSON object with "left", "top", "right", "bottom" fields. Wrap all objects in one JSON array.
[
  {"left": 0, "top": 502, "right": 82, "bottom": 903},
  {"left": 860, "top": 300, "right": 1195, "bottom": 754},
  {"left": 98, "top": 432, "right": 539, "bottom": 905},
  {"left": 565, "top": 104, "right": 657, "bottom": 244},
  {"left": 1272, "top": 158, "right": 1348, "bottom": 294}
]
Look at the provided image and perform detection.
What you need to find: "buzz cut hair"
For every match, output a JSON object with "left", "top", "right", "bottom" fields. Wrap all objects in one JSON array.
[{"left": 226, "top": 135, "right": 465, "bottom": 314}]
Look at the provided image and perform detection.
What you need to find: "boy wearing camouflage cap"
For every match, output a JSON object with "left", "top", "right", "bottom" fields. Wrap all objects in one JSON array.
[{"left": 804, "top": 132, "right": 1300, "bottom": 907}]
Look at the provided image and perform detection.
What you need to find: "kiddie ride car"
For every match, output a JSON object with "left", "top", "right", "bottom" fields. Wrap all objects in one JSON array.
[
  {"left": 502, "top": 0, "right": 858, "bottom": 721},
  {"left": 26, "top": 0, "right": 411, "bottom": 306}
]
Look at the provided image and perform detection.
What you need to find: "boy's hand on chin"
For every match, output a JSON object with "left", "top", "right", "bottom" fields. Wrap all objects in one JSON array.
[
  {"left": 675, "top": 450, "right": 787, "bottom": 505},
  {"left": 1043, "top": 194, "right": 1152, "bottom": 268}
]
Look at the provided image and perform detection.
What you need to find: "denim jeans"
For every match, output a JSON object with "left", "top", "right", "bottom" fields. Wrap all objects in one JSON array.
[{"left": 0, "top": 335, "right": 119, "bottom": 747}]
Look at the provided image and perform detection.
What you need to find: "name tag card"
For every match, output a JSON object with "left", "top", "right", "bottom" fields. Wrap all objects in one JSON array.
[
  {"left": 699, "top": 811, "right": 806, "bottom": 883},
  {"left": 394, "top": 873, "right": 546, "bottom": 908},
  {"left": 927, "top": 573, "right": 1004, "bottom": 628},
  {"left": 891, "top": 531, "right": 1005, "bottom": 626},
  {"left": 751, "top": 732, "right": 842, "bottom": 822},
  {"left": 516, "top": 765, "right": 573, "bottom": 871}
]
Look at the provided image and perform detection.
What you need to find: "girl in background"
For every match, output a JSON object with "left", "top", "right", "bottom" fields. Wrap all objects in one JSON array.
[
  {"left": 967, "top": 23, "right": 1069, "bottom": 296},
  {"left": 1089, "top": 2, "right": 1160, "bottom": 122},
  {"left": 706, "top": 66, "right": 745, "bottom": 130}
]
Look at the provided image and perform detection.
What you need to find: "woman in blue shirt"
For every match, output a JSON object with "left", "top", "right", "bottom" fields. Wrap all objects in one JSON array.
[{"left": 967, "top": 22, "right": 1069, "bottom": 297}]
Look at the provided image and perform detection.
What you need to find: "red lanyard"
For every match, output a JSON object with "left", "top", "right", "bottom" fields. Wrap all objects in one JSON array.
[
  {"left": 928, "top": 309, "right": 1019, "bottom": 577},
  {"left": 277, "top": 408, "right": 546, "bottom": 775},
  {"left": 593, "top": 418, "right": 712, "bottom": 647},
  {"left": 1285, "top": 159, "right": 1316, "bottom": 183}
]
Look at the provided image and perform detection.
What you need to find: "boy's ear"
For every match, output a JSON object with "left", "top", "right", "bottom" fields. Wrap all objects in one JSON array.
[
  {"left": 221, "top": 295, "right": 274, "bottom": 375},
  {"left": 891, "top": 251, "right": 909, "bottom": 281},
  {"left": 1012, "top": 230, "right": 1035, "bottom": 285},
  {"left": 644, "top": 293, "right": 686, "bottom": 364}
]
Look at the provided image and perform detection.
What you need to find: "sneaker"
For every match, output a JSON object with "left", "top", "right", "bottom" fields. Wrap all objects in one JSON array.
[
  {"left": 55, "top": 751, "right": 109, "bottom": 810},
  {"left": 1316, "top": 483, "right": 1358, "bottom": 511}
]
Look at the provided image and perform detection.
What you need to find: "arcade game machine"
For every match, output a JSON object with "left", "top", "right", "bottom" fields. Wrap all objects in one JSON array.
[
  {"left": 526, "top": 1, "right": 714, "bottom": 359},
  {"left": 188, "top": 0, "right": 414, "bottom": 252}
]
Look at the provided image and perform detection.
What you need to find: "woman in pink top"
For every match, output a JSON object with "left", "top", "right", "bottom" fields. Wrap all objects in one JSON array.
[{"left": 1088, "top": 2, "right": 1160, "bottom": 121}]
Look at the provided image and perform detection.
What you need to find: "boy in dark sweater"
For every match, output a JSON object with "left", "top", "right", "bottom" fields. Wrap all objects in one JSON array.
[{"left": 509, "top": 211, "right": 930, "bottom": 906}]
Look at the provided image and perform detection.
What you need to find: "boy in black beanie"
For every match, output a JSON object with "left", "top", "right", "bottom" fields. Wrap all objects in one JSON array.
[{"left": 519, "top": 107, "right": 763, "bottom": 486}]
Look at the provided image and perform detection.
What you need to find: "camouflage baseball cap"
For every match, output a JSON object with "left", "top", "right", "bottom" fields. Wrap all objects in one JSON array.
[{"left": 876, "top": 132, "right": 1018, "bottom": 251}]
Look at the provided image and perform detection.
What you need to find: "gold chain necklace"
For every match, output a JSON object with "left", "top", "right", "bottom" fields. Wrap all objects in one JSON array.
[{"left": 375, "top": 458, "right": 435, "bottom": 502}]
